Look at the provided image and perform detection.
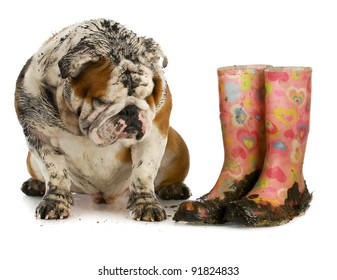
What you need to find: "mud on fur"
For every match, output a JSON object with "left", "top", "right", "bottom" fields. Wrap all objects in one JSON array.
[{"left": 15, "top": 19, "right": 190, "bottom": 221}]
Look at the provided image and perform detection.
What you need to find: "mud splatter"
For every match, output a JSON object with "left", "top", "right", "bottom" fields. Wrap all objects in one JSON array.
[
  {"left": 173, "top": 170, "right": 261, "bottom": 224},
  {"left": 224, "top": 182, "right": 312, "bottom": 226},
  {"left": 173, "top": 199, "right": 226, "bottom": 224}
]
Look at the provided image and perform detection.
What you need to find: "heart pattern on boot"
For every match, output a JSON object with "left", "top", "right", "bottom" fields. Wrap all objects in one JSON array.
[
  {"left": 231, "top": 146, "right": 247, "bottom": 159},
  {"left": 273, "top": 108, "right": 298, "bottom": 126},
  {"left": 287, "top": 87, "right": 306, "bottom": 107},
  {"left": 266, "top": 119, "right": 279, "bottom": 135},
  {"left": 297, "top": 123, "right": 309, "bottom": 142},
  {"left": 224, "top": 159, "right": 243, "bottom": 178},
  {"left": 265, "top": 166, "right": 287, "bottom": 183},
  {"left": 237, "top": 129, "right": 258, "bottom": 151}
]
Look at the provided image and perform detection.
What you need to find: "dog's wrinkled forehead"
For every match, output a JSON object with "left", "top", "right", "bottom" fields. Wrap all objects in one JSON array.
[
  {"left": 58, "top": 19, "right": 167, "bottom": 80},
  {"left": 110, "top": 59, "right": 155, "bottom": 98}
]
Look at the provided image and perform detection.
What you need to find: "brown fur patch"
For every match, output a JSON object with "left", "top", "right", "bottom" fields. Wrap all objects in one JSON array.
[
  {"left": 115, "top": 147, "right": 132, "bottom": 163},
  {"left": 152, "top": 79, "right": 172, "bottom": 135},
  {"left": 152, "top": 73, "right": 163, "bottom": 106},
  {"left": 157, "top": 127, "right": 190, "bottom": 187},
  {"left": 70, "top": 57, "right": 113, "bottom": 101},
  {"left": 146, "top": 95, "right": 155, "bottom": 110}
]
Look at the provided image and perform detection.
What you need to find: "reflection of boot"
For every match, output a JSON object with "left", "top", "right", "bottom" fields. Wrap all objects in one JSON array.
[
  {"left": 174, "top": 65, "right": 270, "bottom": 224},
  {"left": 225, "top": 67, "right": 312, "bottom": 226}
]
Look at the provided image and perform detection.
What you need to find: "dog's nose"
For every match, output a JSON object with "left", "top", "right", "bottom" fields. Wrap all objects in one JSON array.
[
  {"left": 119, "top": 105, "right": 144, "bottom": 140},
  {"left": 120, "top": 105, "right": 139, "bottom": 117}
]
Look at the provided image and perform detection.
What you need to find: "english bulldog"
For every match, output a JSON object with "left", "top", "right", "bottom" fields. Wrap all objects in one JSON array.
[{"left": 15, "top": 19, "right": 190, "bottom": 221}]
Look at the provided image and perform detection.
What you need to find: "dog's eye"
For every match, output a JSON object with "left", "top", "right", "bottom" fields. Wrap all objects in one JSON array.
[{"left": 93, "top": 97, "right": 108, "bottom": 107}]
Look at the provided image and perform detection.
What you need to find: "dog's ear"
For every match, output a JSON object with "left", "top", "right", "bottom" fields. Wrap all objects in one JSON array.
[
  {"left": 58, "top": 47, "right": 100, "bottom": 79},
  {"left": 139, "top": 38, "right": 168, "bottom": 69}
]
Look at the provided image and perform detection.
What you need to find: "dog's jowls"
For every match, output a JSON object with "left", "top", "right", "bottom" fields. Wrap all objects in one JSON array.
[{"left": 15, "top": 19, "right": 190, "bottom": 221}]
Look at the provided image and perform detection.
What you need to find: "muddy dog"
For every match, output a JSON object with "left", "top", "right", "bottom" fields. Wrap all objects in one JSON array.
[{"left": 15, "top": 19, "right": 190, "bottom": 221}]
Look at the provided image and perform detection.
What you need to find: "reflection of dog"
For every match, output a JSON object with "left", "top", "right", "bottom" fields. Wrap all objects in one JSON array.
[{"left": 15, "top": 19, "right": 190, "bottom": 221}]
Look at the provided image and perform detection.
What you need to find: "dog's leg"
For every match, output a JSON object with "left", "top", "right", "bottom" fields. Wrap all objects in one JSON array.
[
  {"left": 127, "top": 127, "right": 168, "bottom": 221},
  {"left": 155, "top": 127, "right": 191, "bottom": 200},
  {"left": 31, "top": 146, "right": 73, "bottom": 220}
]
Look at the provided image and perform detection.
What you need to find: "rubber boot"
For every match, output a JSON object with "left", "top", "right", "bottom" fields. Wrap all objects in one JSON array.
[
  {"left": 174, "top": 65, "right": 269, "bottom": 223},
  {"left": 224, "top": 67, "right": 312, "bottom": 226}
]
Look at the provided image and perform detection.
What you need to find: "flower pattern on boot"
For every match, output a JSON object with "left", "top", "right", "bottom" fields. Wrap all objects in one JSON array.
[
  {"left": 174, "top": 65, "right": 270, "bottom": 224},
  {"left": 225, "top": 67, "right": 312, "bottom": 226}
]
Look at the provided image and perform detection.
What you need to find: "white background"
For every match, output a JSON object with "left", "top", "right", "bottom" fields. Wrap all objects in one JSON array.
[{"left": 0, "top": 0, "right": 335, "bottom": 279}]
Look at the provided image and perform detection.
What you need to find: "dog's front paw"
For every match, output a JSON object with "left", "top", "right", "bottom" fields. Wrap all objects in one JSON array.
[
  {"left": 35, "top": 191, "right": 74, "bottom": 220},
  {"left": 130, "top": 202, "right": 167, "bottom": 222},
  {"left": 127, "top": 192, "right": 166, "bottom": 221}
]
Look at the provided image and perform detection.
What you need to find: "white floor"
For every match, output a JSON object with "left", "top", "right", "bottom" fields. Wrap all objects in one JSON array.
[
  {"left": 2, "top": 164, "right": 333, "bottom": 280},
  {"left": 1, "top": 1, "right": 336, "bottom": 279}
]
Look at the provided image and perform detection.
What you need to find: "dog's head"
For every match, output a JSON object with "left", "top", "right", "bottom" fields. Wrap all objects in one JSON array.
[{"left": 57, "top": 21, "right": 168, "bottom": 147}]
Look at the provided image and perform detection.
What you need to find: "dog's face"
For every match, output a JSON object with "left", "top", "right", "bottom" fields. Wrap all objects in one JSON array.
[{"left": 59, "top": 55, "right": 165, "bottom": 147}]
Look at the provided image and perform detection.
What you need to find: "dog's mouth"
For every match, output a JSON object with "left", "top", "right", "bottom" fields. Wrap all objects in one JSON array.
[{"left": 89, "top": 105, "right": 147, "bottom": 146}]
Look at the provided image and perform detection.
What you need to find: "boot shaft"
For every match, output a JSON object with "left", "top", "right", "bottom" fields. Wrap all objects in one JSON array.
[
  {"left": 264, "top": 67, "right": 312, "bottom": 168},
  {"left": 217, "top": 65, "right": 270, "bottom": 169}
]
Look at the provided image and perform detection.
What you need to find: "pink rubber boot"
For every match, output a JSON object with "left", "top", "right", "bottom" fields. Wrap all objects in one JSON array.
[
  {"left": 174, "top": 65, "right": 269, "bottom": 223},
  {"left": 225, "top": 67, "right": 312, "bottom": 226}
]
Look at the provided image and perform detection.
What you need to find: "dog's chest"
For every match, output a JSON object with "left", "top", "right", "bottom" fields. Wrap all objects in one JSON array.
[{"left": 54, "top": 131, "right": 132, "bottom": 195}]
